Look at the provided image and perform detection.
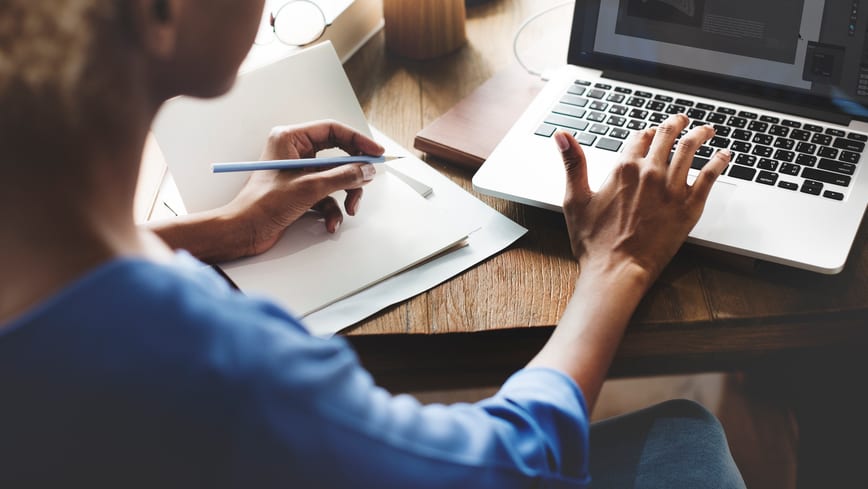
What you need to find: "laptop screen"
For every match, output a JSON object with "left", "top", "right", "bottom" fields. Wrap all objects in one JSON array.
[{"left": 569, "top": 0, "right": 868, "bottom": 121}]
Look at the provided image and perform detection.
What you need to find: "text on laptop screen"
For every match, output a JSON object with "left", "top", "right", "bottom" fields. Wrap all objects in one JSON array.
[{"left": 570, "top": 0, "right": 868, "bottom": 119}]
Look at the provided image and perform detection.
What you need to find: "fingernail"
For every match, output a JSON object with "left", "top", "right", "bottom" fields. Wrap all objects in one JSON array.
[
  {"left": 720, "top": 149, "right": 732, "bottom": 160},
  {"left": 554, "top": 132, "right": 570, "bottom": 152},
  {"left": 361, "top": 164, "right": 376, "bottom": 181},
  {"left": 333, "top": 220, "right": 341, "bottom": 232}
]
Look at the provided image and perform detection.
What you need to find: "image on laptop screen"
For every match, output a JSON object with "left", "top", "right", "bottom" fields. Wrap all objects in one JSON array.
[{"left": 571, "top": 0, "right": 868, "bottom": 119}]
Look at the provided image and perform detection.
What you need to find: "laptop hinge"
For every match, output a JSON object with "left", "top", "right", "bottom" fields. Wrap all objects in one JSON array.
[{"left": 603, "top": 70, "right": 852, "bottom": 126}]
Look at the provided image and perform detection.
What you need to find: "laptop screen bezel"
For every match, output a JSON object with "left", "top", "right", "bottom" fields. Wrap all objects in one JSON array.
[{"left": 567, "top": 0, "right": 868, "bottom": 123}]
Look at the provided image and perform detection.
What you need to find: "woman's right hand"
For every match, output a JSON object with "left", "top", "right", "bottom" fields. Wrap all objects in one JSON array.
[{"left": 556, "top": 113, "right": 730, "bottom": 286}]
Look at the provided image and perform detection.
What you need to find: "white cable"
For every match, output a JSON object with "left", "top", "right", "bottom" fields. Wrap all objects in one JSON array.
[{"left": 513, "top": 1, "right": 575, "bottom": 78}]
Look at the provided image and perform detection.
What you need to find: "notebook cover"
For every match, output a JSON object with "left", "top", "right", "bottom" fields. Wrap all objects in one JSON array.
[{"left": 414, "top": 64, "right": 545, "bottom": 169}]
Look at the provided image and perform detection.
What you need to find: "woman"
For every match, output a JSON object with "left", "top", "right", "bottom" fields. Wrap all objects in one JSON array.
[{"left": 0, "top": 1, "right": 744, "bottom": 487}]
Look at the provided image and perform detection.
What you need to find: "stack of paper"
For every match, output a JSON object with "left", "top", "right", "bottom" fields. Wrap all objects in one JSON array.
[{"left": 151, "top": 42, "right": 526, "bottom": 335}]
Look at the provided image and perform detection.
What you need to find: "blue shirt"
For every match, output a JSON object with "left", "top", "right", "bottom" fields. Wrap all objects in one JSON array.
[{"left": 0, "top": 253, "right": 590, "bottom": 488}]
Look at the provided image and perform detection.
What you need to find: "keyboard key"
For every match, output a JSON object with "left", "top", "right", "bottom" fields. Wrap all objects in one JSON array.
[
  {"left": 576, "top": 132, "right": 597, "bottom": 146},
  {"left": 706, "top": 113, "right": 728, "bottom": 124},
  {"left": 589, "top": 123, "right": 609, "bottom": 135},
  {"left": 594, "top": 82, "right": 612, "bottom": 90},
  {"left": 780, "top": 163, "right": 801, "bottom": 175},
  {"left": 634, "top": 90, "right": 653, "bottom": 98},
  {"left": 610, "top": 128, "right": 631, "bottom": 139},
  {"left": 795, "top": 142, "right": 817, "bottom": 154},
  {"left": 713, "top": 125, "right": 732, "bottom": 137},
  {"left": 731, "top": 141, "right": 752, "bottom": 153},
  {"left": 833, "top": 137, "right": 866, "bottom": 152},
  {"left": 587, "top": 112, "right": 606, "bottom": 122},
  {"left": 811, "top": 133, "right": 832, "bottom": 145},
  {"left": 803, "top": 123, "right": 823, "bottom": 132},
  {"left": 773, "top": 138, "right": 795, "bottom": 150},
  {"left": 574, "top": 79, "right": 591, "bottom": 86},
  {"left": 655, "top": 94, "right": 673, "bottom": 102},
  {"left": 675, "top": 98, "right": 695, "bottom": 107},
  {"left": 645, "top": 101, "right": 665, "bottom": 112},
  {"left": 589, "top": 101, "right": 608, "bottom": 111},
  {"left": 596, "top": 137, "right": 622, "bottom": 151},
  {"left": 728, "top": 116, "right": 748, "bottom": 128},
  {"left": 561, "top": 94, "right": 589, "bottom": 107},
  {"left": 649, "top": 113, "right": 668, "bottom": 123},
  {"left": 757, "top": 158, "right": 779, "bottom": 171},
  {"left": 607, "top": 116, "right": 627, "bottom": 127},
  {"left": 823, "top": 190, "right": 845, "bottom": 201},
  {"left": 567, "top": 85, "right": 587, "bottom": 96},
  {"left": 687, "top": 108, "right": 707, "bottom": 119},
  {"left": 739, "top": 110, "right": 758, "bottom": 119},
  {"left": 627, "top": 97, "right": 646, "bottom": 107},
  {"left": 627, "top": 120, "right": 647, "bottom": 130},
  {"left": 553, "top": 104, "right": 587, "bottom": 119},
  {"left": 587, "top": 89, "right": 606, "bottom": 99},
  {"left": 614, "top": 86, "right": 633, "bottom": 94},
  {"left": 665, "top": 104, "right": 687, "bottom": 114},
  {"left": 818, "top": 158, "right": 857, "bottom": 175},
  {"left": 790, "top": 129, "right": 811, "bottom": 141},
  {"left": 607, "top": 93, "right": 626, "bottom": 103},
  {"left": 735, "top": 154, "right": 757, "bottom": 166},
  {"left": 825, "top": 128, "right": 846, "bottom": 137},
  {"left": 769, "top": 125, "right": 790, "bottom": 137},
  {"left": 773, "top": 149, "right": 795, "bottom": 162},
  {"left": 840, "top": 151, "right": 861, "bottom": 163},
  {"left": 696, "top": 103, "right": 716, "bottom": 111},
  {"left": 717, "top": 107, "right": 736, "bottom": 115},
  {"left": 696, "top": 146, "right": 714, "bottom": 158},
  {"left": 800, "top": 180, "right": 823, "bottom": 195},
  {"left": 609, "top": 105, "right": 628, "bottom": 115},
  {"left": 732, "top": 129, "right": 752, "bottom": 141},
  {"left": 534, "top": 123, "right": 557, "bottom": 137},
  {"left": 752, "top": 145, "right": 773, "bottom": 157},
  {"left": 760, "top": 115, "right": 780, "bottom": 124},
  {"left": 629, "top": 109, "right": 649, "bottom": 119},
  {"left": 544, "top": 114, "right": 589, "bottom": 131},
  {"left": 778, "top": 181, "right": 798, "bottom": 190},
  {"left": 802, "top": 168, "right": 851, "bottom": 187},
  {"left": 847, "top": 132, "right": 868, "bottom": 142},
  {"left": 756, "top": 170, "right": 778, "bottom": 185},
  {"left": 728, "top": 165, "right": 757, "bottom": 180},
  {"left": 753, "top": 134, "right": 773, "bottom": 145},
  {"left": 795, "top": 154, "right": 817, "bottom": 167},
  {"left": 782, "top": 119, "right": 802, "bottom": 128},
  {"left": 748, "top": 121, "right": 768, "bottom": 132},
  {"left": 817, "top": 147, "right": 839, "bottom": 159},
  {"left": 709, "top": 136, "right": 730, "bottom": 148}
]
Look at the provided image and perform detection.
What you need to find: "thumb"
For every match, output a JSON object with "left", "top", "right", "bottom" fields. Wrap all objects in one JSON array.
[{"left": 555, "top": 131, "right": 591, "bottom": 200}]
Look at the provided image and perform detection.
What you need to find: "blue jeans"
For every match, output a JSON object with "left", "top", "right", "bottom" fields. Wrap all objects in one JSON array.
[{"left": 589, "top": 399, "right": 746, "bottom": 489}]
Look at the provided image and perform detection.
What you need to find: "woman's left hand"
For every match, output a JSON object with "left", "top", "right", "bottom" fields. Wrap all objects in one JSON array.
[{"left": 223, "top": 120, "right": 385, "bottom": 256}]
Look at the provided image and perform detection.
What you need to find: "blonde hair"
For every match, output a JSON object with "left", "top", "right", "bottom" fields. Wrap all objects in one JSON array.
[{"left": 0, "top": 0, "right": 115, "bottom": 103}]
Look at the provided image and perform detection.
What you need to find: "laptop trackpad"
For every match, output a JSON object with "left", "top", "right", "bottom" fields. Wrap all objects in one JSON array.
[{"left": 690, "top": 179, "right": 736, "bottom": 237}]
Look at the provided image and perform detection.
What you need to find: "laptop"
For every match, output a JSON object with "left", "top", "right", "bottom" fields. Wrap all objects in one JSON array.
[{"left": 473, "top": 0, "right": 868, "bottom": 274}]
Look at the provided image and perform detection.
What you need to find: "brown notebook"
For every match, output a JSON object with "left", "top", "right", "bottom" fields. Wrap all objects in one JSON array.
[{"left": 414, "top": 65, "right": 545, "bottom": 169}]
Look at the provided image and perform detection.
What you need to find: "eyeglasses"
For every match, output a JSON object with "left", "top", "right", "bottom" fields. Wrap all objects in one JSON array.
[{"left": 255, "top": 0, "right": 332, "bottom": 47}]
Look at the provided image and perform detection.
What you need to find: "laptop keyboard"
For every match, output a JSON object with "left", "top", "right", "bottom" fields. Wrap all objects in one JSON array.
[{"left": 534, "top": 79, "right": 866, "bottom": 202}]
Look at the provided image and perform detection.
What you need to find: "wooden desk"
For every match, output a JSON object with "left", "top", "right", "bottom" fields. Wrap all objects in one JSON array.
[{"left": 341, "top": 0, "right": 868, "bottom": 391}]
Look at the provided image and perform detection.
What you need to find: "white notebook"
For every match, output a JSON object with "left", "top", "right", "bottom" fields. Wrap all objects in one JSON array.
[{"left": 152, "top": 43, "right": 474, "bottom": 316}]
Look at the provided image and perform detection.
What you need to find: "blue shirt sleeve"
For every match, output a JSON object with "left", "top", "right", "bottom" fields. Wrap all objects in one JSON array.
[{"left": 223, "top": 306, "right": 591, "bottom": 489}]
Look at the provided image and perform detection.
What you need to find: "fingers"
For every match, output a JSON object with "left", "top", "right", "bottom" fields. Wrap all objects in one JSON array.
[
  {"left": 668, "top": 124, "right": 715, "bottom": 185},
  {"left": 647, "top": 114, "right": 689, "bottom": 166},
  {"left": 305, "top": 163, "right": 377, "bottom": 198},
  {"left": 304, "top": 120, "right": 385, "bottom": 157},
  {"left": 555, "top": 131, "right": 591, "bottom": 203},
  {"left": 622, "top": 127, "right": 655, "bottom": 160},
  {"left": 688, "top": 148, "right": 731, "bottom": 206},
  {"left": 344, "top": 188, "right": 363, "bottom": 216},
  {"left": 312, "top": 196, "right": 343, "bottom": 233}
]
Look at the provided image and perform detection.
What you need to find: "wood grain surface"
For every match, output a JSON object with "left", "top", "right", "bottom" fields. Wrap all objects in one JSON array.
[{"left": 341, "top": 0, "right": 868, "bottom": 391}]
